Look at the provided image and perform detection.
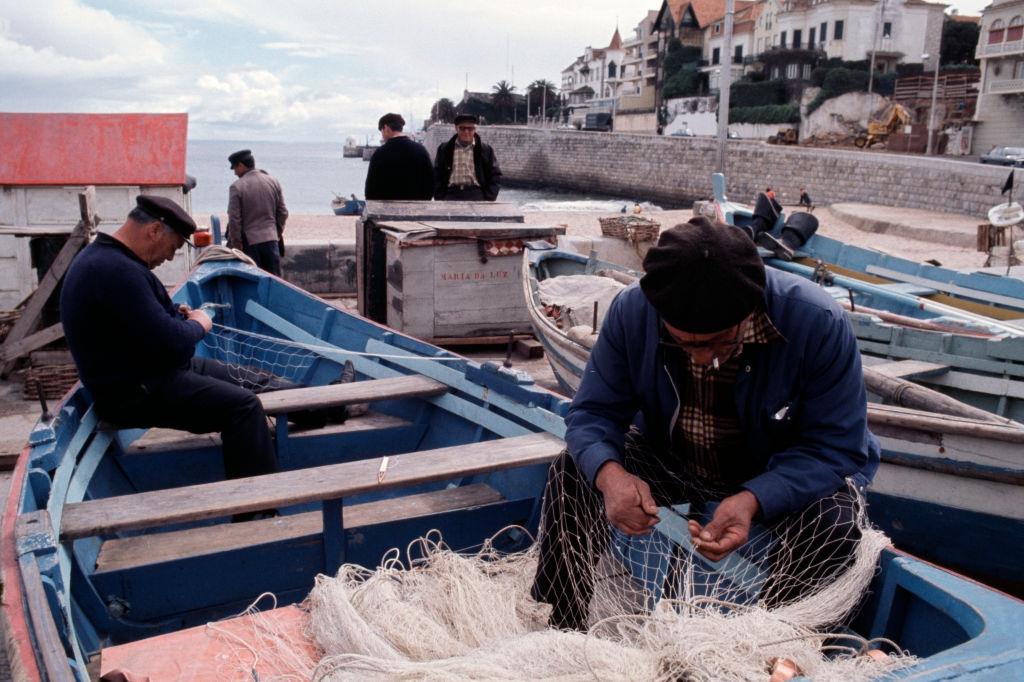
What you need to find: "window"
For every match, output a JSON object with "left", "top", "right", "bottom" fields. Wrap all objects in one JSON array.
[
  {"left": 712, "top": 47, "right": 721, "bottom": 65},
  {"left": 820, "top": 22, "right": 827, "bottom": 42},
  {"left": 883, "top": 22, "right": 892, "bottom": 38},
  {"left": 715, "top": 22, "right": 722, "bottom": 34},
  {"left": 786, "top": 63, "right": 799, "bottom": 79},
  {"left": 734, "top": 44, "right": 743, "bottom": 63},
  {"left": 780, "top": 30, "right": 787, "bottom": 47},
  {"left": 835, "top": 20, "right": 844, "bottom": 40},
  {"left": 802, "top": 64, "right": 812, "bottom": 80},
  {"left": 793, "top": 29, "right": 802, "bottom": 48},
  {"left": 1009, "top": 16, "right": 1023, "bottom": 41},
  {"left": 990, "top": 19, "right": 1005, "bottom": 44},
  {"left": 608, "top": 62, "right": 617, "bottom": 78},
  {"left": 809, "top": 27, "right": 816, "bottom": 46}
]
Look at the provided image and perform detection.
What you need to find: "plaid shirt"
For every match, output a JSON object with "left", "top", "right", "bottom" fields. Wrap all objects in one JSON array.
[
  {"left": 670, "top": 310, "right": 783, "bottom": 493},
  {"left": 449, "top": 141, "right": 479, "bottom": 187}
]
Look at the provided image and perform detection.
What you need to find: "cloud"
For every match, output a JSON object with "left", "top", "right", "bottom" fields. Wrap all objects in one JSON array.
[{"left": 0, "top": 1, "right": 166, "bottom": 79}]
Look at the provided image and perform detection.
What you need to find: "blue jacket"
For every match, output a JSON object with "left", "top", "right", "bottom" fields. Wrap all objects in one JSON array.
[
  {"left": 61, "top": 233, "right": 205, "bottom": 404},
  {"left": 566, "top": 268, "right": 879, "bottom": 522}
]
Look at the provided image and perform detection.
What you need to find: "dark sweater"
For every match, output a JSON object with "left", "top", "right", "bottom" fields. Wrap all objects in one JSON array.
[
  {"left": 364, "top": 136, "right": 434, "bottom": 200},
  {"left": 60, "top": 233, "right": 205, "bottom": 403}
]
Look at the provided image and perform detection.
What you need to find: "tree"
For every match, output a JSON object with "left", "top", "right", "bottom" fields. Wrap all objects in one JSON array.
[
  {"left": 491, "top": 80, "right": 517, "bottom": 122},
  {"left": 941, "top": 17, "right": 980, "bottom": 66},
  {"left": 430, "top": 98, "right": 456, "bottom": 123},
  {"left": 527, "top": 79, "right": 558, "bottom": 118}
]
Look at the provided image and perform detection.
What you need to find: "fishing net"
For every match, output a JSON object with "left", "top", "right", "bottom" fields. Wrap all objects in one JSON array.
[
  {"left": 199, "top": 323, "right": 321, "bottom": 389},
  {"left": 294, "top": 449, "right": 912, "bottom": 681}
]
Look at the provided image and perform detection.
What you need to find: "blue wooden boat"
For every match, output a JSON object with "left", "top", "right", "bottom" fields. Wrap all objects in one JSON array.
[
  {"left": 331, "top": 194, "right": 366, "bottom": 216},
  {"left": 708, "top": 174, "right": 1024, "bottom": 322},
  {"left": 703, "top": 174, "right": 1024, "bottom": 423},
  {"left": 5, "top": 259, "right": 1024, "bottom": 678},
  {"left": 524, "top": 246, "right": 1024, "bottom": 595}
]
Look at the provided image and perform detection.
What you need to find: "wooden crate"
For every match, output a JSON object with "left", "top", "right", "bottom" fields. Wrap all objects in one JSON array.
[
  {"left": 381, "top": 221, "right": 565, "bottom": 342},
  {"left": 356, "top": 201, "right": 524, "bottom": 323}
]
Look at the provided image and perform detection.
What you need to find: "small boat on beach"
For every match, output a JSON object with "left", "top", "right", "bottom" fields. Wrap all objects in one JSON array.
[
  {"left": 523, "top": 246, "right": 1024, "bottom": 594},
  {"left": 5, "top": 258, "right": 1024, "bottom": 678},
  {"left": 332, "top": 193, "right": 366, "bottom": 216}
]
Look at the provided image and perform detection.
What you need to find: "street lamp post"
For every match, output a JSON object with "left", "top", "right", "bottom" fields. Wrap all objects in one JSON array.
[
  {"left": 716, "top": 0, "right": 735, "bottom": 174},
  {"left": 923, "top": 52, "right": 940, "bottom": 156}
]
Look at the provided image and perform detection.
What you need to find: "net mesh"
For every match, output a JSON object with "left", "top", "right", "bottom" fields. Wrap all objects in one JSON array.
[{"left": 200, "top": 324, "right": 320, "bottom": 389}]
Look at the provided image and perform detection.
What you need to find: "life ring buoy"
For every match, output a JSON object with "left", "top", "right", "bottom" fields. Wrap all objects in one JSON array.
[{"left": 988, "top": 202, "right": 1024, "bottom": 228}]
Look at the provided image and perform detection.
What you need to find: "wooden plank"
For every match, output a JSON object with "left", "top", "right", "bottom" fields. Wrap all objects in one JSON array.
[
  {"left": 257, "top": 375, "right": 446, "bottom": 415},
  {"left": 0, "top": 187, "right": 96, "bottom": 374},
  {"left": 124, "top": 412, "right": 410, "bottom": 455},
  {"left": 0, "top": 226, "right": 76, "bottom": 236},
  {"left": 0, "top": 323, "right": 64, "bottom": 364},
  {"left": 95, "top": 483, "right": 504, "bottom": 573},
  {"left": 868, "top": 360, "right": 950, "bottom": 380},
  {"left": 17, "top": 555, "right": 76, "bottom": 682},
  {"left": 867, "top": 403, "right": 1024, "bottom": 443},
  {"left": 60, "top": 432, "right": 563, "bottom": 540},
  {"left": 28, "top": 349, "right": 74, "bottom": 365},
  {"left": 865, "top": 264, "right": 1024, "bottom": 311}
]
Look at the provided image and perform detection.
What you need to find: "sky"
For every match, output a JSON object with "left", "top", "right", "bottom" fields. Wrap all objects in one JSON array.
[{"left": 0, "top": 0, "right": 990, "bottom": 143}]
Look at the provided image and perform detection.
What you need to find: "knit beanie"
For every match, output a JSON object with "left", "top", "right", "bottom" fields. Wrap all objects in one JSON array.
[{"left": 640, "top": 216, "right": 766, "bottom": 333}]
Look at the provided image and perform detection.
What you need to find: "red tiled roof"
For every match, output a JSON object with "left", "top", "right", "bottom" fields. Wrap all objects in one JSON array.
[
  {"left": 0, "top": 113, "right": 188, "bottom": 186},
  {"left": 609, "top": 28, "right": 623, "bottom": 49}
]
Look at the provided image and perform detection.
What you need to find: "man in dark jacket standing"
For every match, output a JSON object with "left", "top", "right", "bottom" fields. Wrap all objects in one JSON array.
[
  {"left": 364, "top": 113, "right": 434, "bottom": 200},
  {"left": 434, "top": 114, "right": 502, "bottom": 201},
  {"left": 227, "top": 149, "right": 288, "bottom": 276},
  {"left": 531, "top": 216, "right": 879, "bottom": 630},
  {"left": 61, "top": 196, "right": 277, "bottom": 510}
]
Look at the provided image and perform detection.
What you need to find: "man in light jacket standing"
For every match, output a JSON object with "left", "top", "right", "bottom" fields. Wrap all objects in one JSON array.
[{"left": 227, "top": 149, "right": 288, "bottom": 276}]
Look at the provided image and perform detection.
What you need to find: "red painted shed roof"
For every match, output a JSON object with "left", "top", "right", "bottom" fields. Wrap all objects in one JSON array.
[{"left": 0, "top": 113, "right": 188, "bottom": 186}]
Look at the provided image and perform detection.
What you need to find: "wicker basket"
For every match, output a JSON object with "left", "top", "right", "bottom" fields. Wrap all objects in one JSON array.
[
  {"left": 598, "top": 215, "right": 661, "bottom": 242},
  {"left": 23, "top": 362, "right": 79, "bottom": 400}
]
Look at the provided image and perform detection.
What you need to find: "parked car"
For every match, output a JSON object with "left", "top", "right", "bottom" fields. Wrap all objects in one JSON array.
[
  {"left": 979, "top": 146, "right": 1024, "bottom": 166},
  {"left": 670, "top": 128, "right": 694, "bottom": 137}
]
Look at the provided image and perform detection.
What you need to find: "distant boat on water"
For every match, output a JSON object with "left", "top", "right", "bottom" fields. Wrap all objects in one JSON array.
[{"left": 331, "top": 193, "right": 365, "bottom": 216}]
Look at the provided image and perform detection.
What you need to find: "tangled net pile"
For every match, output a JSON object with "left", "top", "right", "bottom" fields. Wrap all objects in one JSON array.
[{"left": 296, "top": 493, "right": 912, "bottom": 681}]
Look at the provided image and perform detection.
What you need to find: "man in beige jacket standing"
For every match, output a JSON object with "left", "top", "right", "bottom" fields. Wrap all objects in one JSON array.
[{"left": 226, "top": 149, "right": 288, "bottom": 276}]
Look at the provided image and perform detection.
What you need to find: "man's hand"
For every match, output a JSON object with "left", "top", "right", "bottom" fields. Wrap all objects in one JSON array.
[
  {"left": 186, "top": 308, "right": 213, "bottom": 333},
  {"left": 687, "top": 490, "right": 760, "bottom": 562},
  {"left": 595, "top": 461, "right": 660, "bottom": 536}
]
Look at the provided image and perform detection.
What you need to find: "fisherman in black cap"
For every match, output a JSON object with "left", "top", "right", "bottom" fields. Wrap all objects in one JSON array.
[
  {"left": 531, "top": 216, "right": 879, "bottom": 630},
  {"left": 433, "top": 114, "right": 502, "bottom": 201},
  {"left": 364, "top": 113, "right": 434, "bottom": 201},
  {"left": 61, "top": 196, "right": 277, "bottom": 515},
  {"left": 227, "top": 149, "right": 288, "bottom": 276}
]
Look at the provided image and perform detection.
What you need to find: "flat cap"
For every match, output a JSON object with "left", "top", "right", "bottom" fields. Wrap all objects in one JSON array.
[
  {"left": 135, "top": 195, "right": 196, "bottom": 241},
  {"left": 454, "top": 114, "right": 478, "bottom": 125},
  {"left": 228, "top": 149, "right": 253, "bottom": 167},
  {"left": 640, "top": 216, "right": 765, "bottom": 333}
]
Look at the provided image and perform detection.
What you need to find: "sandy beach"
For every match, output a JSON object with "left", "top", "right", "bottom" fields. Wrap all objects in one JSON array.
[{"left": 208, "top": 205, "right": 990, "bottom": 270}]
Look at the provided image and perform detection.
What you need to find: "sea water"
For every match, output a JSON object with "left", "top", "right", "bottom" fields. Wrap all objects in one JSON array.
[{"left": 186, "top": 139, "right": 659, "bottom": 216}]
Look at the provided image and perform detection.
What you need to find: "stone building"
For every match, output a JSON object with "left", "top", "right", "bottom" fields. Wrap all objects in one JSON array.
[{"left": 972, "top": 0, "right": 1024, "bottom": 152}]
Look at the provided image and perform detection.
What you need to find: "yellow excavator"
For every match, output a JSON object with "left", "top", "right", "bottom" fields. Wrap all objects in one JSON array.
[{"left": 854, "top": 103, "right": 911, "bottom": 148}]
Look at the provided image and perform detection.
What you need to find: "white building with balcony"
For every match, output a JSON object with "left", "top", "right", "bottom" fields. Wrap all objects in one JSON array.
[
  {"left": 973, "top": 0, "right": 1024, "bottom": 152},
  {"left": 704, "top": 1, "right": 761, "bottom": 91},
  {"left": 752, "top": 0, "right": 944, "bottom": 78},
  {"left": 560, "top": 30, "right": 625, "bottom": 125}
]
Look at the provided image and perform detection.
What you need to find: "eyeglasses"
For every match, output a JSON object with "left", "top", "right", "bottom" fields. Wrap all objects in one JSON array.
[
  {"left": 660, "top": 325, "right": 744, "bottom": 355},
  {"left": 457, "top": 126, "right": 477, "bottom": 132}
]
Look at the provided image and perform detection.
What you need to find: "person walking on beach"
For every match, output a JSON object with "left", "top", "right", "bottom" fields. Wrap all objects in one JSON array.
[
  {"left": 227, "top": 149, "right": 288, "bottom": 276},
  {"left": 365, "top": 113, "right": 434, "bottom": 201},
  {"left": 434, "top": 114, "right": 502, "bottom": 201}
]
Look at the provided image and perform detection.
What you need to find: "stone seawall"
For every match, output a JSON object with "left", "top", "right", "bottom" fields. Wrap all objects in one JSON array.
[{"left": 425, "top": 125, "right": 1009, "bottom": 218}]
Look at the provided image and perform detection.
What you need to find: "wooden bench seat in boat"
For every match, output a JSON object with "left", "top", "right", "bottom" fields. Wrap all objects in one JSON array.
[
  {"left": 60, "top": 431, "right": 564, "bottom": 542},
  {"left": 94, "top": 483, "right": 504, "bottom": 573},
  {"left": 125, "top": 411, "right": 411, "bottom": 455}
]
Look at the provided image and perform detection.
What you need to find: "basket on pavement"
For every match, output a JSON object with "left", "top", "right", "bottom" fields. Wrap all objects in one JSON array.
[{"left": 598, "top": 215, "right": 661, "bottom": 243}]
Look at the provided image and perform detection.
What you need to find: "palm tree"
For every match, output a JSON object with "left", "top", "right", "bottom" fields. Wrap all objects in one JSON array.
[
  {"left": 491, "top": 80, "right": 516, "bottom": 123},
  {"left": 527, "top": 79, "right": 558, "bottom": 120},
  {"left": 431, "top": 98, "right": 456, "bottom": 123}
]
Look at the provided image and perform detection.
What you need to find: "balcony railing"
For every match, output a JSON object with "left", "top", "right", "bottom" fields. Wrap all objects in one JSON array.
[
  {"left": 991, "top": 78, "right": 1024, "bottom": 94},
  {"left": 977, "top": 37, "right": 1024, "bottom": 58}
]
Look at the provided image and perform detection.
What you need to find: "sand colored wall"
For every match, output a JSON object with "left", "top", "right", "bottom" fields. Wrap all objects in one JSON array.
[{"left": 426, "top": 124, "right": 1011, "bottom": 218}]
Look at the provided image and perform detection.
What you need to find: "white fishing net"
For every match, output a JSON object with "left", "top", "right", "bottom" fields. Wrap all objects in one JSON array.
[
  {"left": 295, "top": 472, "right": 913, "bottom": 681},
  {"left": 539, "top": 274, "right": 626, "bottom": 350}
]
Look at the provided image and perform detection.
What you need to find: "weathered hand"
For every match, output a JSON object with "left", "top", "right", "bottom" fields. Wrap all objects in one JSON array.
[
  {"left": 595, "top": 462, "right": 660, "bottom": 536},
  {"left": 187, "top": 309, "right": 213, "bottom": 333},
  {"left": 687, "top": 491, "right": 760, "bottom": 562}
]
